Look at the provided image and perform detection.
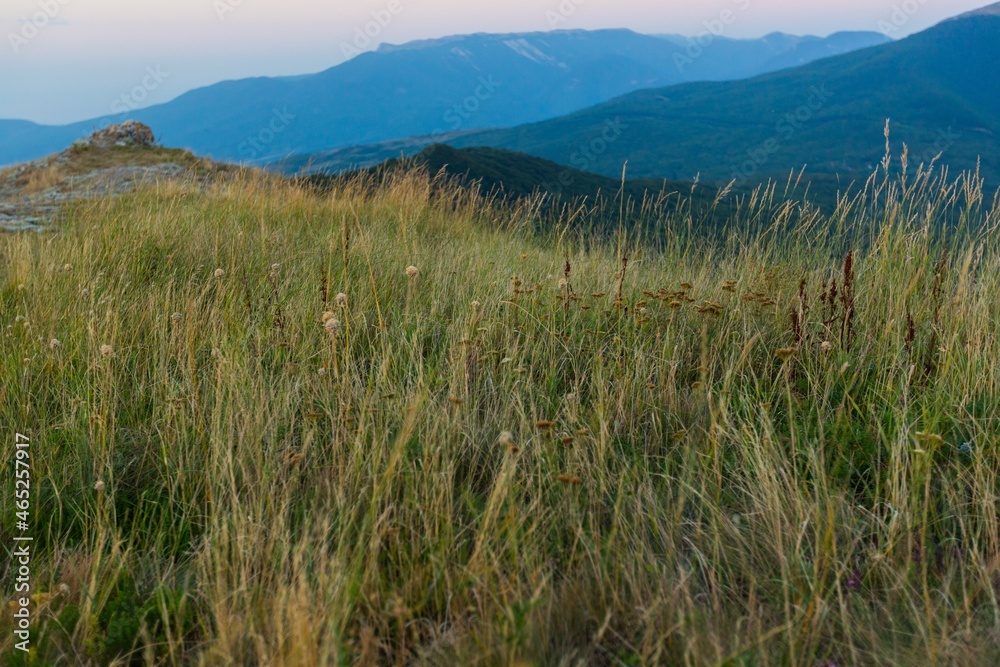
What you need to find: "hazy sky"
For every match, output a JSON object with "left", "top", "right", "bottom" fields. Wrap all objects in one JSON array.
[{"left": 0, "top": 0, "right": 990, "bottom": 124}]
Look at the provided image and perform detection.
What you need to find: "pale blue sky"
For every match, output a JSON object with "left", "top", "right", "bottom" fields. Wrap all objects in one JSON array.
[{"left": 0, "top": 0, "right": 989, "bottom": 124}]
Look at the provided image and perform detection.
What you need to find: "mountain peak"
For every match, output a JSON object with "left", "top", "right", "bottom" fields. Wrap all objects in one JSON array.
[{"left": 951, "top": 3, "right": 1000, "bottom": 20}]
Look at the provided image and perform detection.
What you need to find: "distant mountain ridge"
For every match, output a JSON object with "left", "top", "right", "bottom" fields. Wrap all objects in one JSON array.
[
  {"left": 0, "top": 28, "right": 888, "bottom": 167},
  {"left": 447, "top": 10, "right": 1000, "bottom": 186}
]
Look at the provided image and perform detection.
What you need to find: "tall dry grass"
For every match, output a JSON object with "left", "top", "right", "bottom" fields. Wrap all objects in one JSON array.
[{"left": 1, "top": 162, "right": 999, "bottom": 666}]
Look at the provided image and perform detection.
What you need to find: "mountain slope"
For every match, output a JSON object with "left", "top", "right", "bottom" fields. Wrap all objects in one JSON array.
[
  {"left": 1, "top": 29, "right": 888, "bottom": 167},
  {"left": 316, "top": 143, "right": 715, "bottom": 206},
  {"left": 450, "top": 11, "right": 1000, "bottom": 185}
]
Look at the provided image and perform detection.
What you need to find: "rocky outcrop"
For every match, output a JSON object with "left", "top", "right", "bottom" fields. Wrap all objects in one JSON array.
[{"left": 72, "top": 121, "right": 156, "bottom": 150}]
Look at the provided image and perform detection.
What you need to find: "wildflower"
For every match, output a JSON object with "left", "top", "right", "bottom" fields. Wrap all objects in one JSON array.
[
  {"left": 576, "top": 428, "right": 590, "bottom": 436},
  {"left": 560, "top": 435, "right": 575, "bottom": 446},
  {"left": 448, "top": 395, "right": 464, "bottom": 405},
  {"left": 535, "top": 420, "right": 555, "bottom": 431},
  {"left": 405, "top": 265, "right": 419, "bottom": 279},
  {"left": 775, "top": 347, "right": 797, "bottom": 360},
  {"left": 99, "top": 344, "right": 113, "bottom": 357},
  {"left": 335, "top": 292, "right": 347, "bottom": 307},
  {"left": 722, "top": 280, "right": 737, "bottom": 292},
  {"left": 557, "top": 472, "right": 582, "bottom": 486},
  {"left": 680, "top": 282, "right": 693, "bottom": 290},
  {"left": 668, "top": 300, "right": 683, "bottom": 309},
  {"left": 323, "top": 317, "right": 340, "bottom": 335},
  {"left": 592, "top": 292, "right": 606, "bottom": 298},
  {"left": 94, "top": 480, "right": 105, "bottom": 493},
  {"left": 49, "top": 338, "right": 61, "bottom": 350},
  {"left": 286, "top": 453, "right": 305, "bottom": 466},
  {"left": 170, "top": 312, "right": 183, "bottom": 322}
]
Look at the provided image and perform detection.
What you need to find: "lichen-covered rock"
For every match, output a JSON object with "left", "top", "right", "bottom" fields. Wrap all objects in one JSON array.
[{"left": 74, "top": 121, "right": 156, "bottom": 149}]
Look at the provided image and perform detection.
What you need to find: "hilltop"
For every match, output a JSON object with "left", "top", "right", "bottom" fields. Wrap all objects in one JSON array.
[{"left": 0, "top": 122, "right": 232, "bottom": 231}]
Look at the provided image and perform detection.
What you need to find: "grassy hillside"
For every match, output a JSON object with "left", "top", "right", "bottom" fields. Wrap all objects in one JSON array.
[
  {"left": 2, "top": 161, "right": 1000, "bottom": 665},
  {"left": 453, "top": 13, "right": 1000, "bottom": 187}
]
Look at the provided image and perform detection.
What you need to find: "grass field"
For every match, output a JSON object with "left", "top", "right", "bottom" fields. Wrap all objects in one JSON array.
[{"left": 2, "top": 162, "right": 1000, "bottom": 665}]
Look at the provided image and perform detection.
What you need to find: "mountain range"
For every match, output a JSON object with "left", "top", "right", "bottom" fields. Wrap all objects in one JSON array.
[
  {"left": 0, "top": 29, "right": 888, "bottom": 167},
  {"left": 449, "top": 7, "right": 1000, "bottom": 186}
]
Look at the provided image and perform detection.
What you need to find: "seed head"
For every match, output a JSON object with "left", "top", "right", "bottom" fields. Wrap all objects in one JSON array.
[
  {"left": 63, "top": 263, "right": 73, "bottom": 272},
  {"left": 557, "top": 473, "right": 582, "bottom": 486},
  {"left": 335, "top": 292, "right": 347, "bottom": 307},
  {"left": 821, "top": 341, "right": 833, "bottom": 353},
  {"left": 170, "top": 312, "right": 183, "bottom": 322},
  {"left": 323, "top": 317, "right": 340, "bottom": 335},
  {"left": 558, "top": 278, "right": 568, "bottom": 289},
  {"left": 81, "top": 288, "right": 90, "bottom": 297},
  {"left": 49, "top": 338, "right": 61, "bottom": 350},
  {"left": 405, "top": 265, "right": 419, "bottom": 279},
  {"left": 214, "top": 268, "right": 225, "bottom": 278},
  {"left": 94, "top": 480, "right": 105, "bottom": 493},
  {"left": 99, "top": 344, "right": 113, "bottom": 358},
  {"left": 775, "top": 347, "right": 797, "bottom": 360}
]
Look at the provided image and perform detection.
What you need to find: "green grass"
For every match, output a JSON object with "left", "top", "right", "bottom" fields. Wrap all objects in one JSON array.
[{"left": 1, "top": 162, "right": 1000, "bottom": 665}]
